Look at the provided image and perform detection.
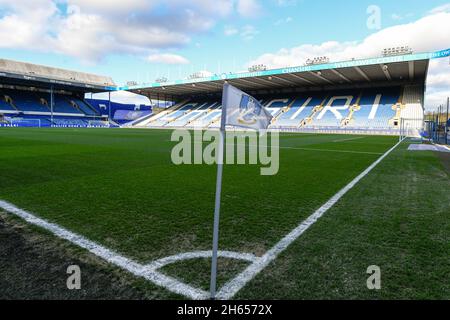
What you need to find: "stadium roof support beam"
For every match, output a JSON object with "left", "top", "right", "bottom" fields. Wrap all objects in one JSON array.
[
  {"left": 194, "top": 82, "right": 222, "bottom": 91},
  {"left": 251, "top": 77, "right": 287, "bottom": 87},
  {"left": 286, "top": 73, "right": 317, "bottom": 85},
  {"left": 354, "top": 66, "right": 371, "bottom": 81},
  {"left": 380, "top": 64, "right": 392, "bottom": 81},
  {"left": 331, "top": 69, "right": 352, "bottom": 83},
  {"left": 408, "top": 61, "right": 415, "bottom": 81},
  {"left": 270, "top": 75, "right": 300, "bottom": 86},
  {"left": 149, "top": 86, "right": 196, "bottom": 95},
  {"left": 228, "top": 78, "right": 271, "bottom": 89},
  {"left": 308, "top": 71, "right": 334, "bottom": 85}
]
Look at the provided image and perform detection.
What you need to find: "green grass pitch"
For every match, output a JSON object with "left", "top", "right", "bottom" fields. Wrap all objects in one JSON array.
[{"left": 0, "top": 128, "right": 449, "bottom": 299}]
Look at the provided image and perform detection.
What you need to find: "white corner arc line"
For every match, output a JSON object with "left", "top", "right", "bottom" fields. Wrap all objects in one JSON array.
[
  {"left": 146, "top": 251, "right": 257, "bottom": 270},
  {"left": 0, "top": 200, "right": 208, "bottom": 300},
  {"left": 216, "top": 139, "right": 404, "bottom": 299}
]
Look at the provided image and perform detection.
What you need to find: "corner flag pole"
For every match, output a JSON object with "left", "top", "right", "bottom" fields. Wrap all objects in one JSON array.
[
  {"left": 446, "top": 97, "right": 449, "bottom": 145},
  {"left": 210, "top": 87, "right": 228, "bottom": 299}
]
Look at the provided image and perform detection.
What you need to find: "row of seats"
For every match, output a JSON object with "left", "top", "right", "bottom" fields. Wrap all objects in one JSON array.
[
  {"left": 140, "top": 88, "right": 405, "bottom": 130},
  {"left": 0, "top": 89, "right": 99, "bottom": 116},
  {"left": 0, "top": 116, "right": 110, "bottom": 128}
]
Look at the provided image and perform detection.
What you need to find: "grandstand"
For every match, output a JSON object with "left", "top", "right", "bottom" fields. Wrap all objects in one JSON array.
[
  {"left": 123, "top": 49, "right": 450, "bottom": 136},
  {"left": 0, "top": 58, "right": 120, "bottom": 128},
  {"left": 2, "top": 48, "right": 450, "bottom": 133}
]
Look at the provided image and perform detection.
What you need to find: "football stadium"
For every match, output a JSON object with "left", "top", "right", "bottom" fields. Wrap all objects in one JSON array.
[{"left": 0, "top": 1, "right": 449, "bottom": 306}]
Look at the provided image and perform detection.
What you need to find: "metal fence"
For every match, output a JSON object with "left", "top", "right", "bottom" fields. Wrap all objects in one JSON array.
[{"left": 426, "top": 98, "right": 449, "bottom": 145}]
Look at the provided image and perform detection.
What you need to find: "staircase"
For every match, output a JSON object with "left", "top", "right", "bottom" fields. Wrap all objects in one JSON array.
[
  {"left": 271, "top": 100, "right": 295, "bottom": 125},
  {"left": 135, "top": 99, "right": 190, "bottom": 127},
  {"left": 4, "top": 95, "right": 19, "bottom": 111},
  {"left": 299, "top": 96, "right": 328, "bottom": 127},
  {"left": 341, "top": 92, "right": 363, "bottom": 127}
]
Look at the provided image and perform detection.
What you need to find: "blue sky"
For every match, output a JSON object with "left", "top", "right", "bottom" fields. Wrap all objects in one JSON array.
[{"left": 0, "top": 0, "right": 449, "bottom": 108}]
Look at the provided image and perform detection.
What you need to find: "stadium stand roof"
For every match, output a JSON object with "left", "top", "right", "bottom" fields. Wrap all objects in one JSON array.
[
  {"left": 0, "top": 58, "right": 116, "bottom": 93},
  {"left": 125, "top": 48, "right": 450, "bottom": 101}
]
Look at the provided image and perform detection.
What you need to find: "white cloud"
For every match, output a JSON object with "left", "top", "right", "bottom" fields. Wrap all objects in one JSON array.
[
  {"left": 429, "top": 3, "right": 450, "bottom": 14},
  {"left": 240, "top": 25, "right": 258, "bottom": 41},
  {"left": 224, "top": 25, "right": 239, "bottom": 36},
  {"left": 147, "top": 53, "right": 190, "bottom": 65},
  {"left": 237, "top": 0, "right": 261, "bottom": 17},
  {"left": 69, "top": 0, "right": 149, "bottom": 14},
  {"left": 224, "top": 24, "right": 258, "bottom": 41},
  {"left": 391, "top": 12, "right": 414, "bottom": 21},
  {"left": 424, "top": 58, "right": 450, "bottom": 110},
  {"left": 274, "top": 16, "right": 293, "bottom": 26},
  {"left": 0, "top": 0, "right": 57, "bottom": 51},
  {"left": 248, "top": 9, "right": 450, "bottom": 110},
  {"left": 276, "top": 0, "right": 297, "bottom": 6},
  {"left": 0, "top": 0, "right": 235, "bottom": 63}
]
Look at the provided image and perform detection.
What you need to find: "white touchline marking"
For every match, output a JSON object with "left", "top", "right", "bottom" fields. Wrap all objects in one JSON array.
[
  {"left": 280, "top": 146, "right": 383, "bottom": 155},
  {"left": 332, "top": 136, "right": 366, "bottom": 143},
  {"left": 226, "top": 143, "right": 383, "bottom": 156},
  {"left": 216, "top": 139, "right": 404, "bottom": 299},
  {"left": 0, "top": 199, "right": 253, "bottom": 300}
]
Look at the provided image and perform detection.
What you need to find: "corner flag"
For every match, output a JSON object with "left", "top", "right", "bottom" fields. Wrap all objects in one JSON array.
[
  {"left": 209, "top": 84, "right": 272, "bottom": 299},
  {"left": 222, "top": 83, "right": 273, "bottom": 130}
]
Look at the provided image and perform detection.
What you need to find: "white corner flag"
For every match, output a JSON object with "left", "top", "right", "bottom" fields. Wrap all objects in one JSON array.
[
  {"left": 209, "top": 83, "right": 273, "bottom": 299},
  {"left": 222, "top": 83, "right": 273, "bottom": 130}
]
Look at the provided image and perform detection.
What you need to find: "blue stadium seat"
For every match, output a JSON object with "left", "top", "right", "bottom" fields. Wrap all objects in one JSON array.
[
  {"left": 139, "top": 87, "right": 403, "bottom": 133},
  {"left": 3, "top": 89, "right": 49, "bottom": 112}
]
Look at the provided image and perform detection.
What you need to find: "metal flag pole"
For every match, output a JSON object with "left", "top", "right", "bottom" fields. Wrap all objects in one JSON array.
[
  {"left": 446, "top": 97, "right": 449, "bottom": 145},
  {"left": 50, "top": 85, "right": 54, "bottom": 126},
  {"left": 438, "top": 105, "right": 442, "bottom": 143},
  {"left": 108, "top": 91, "right": 112, "bottom": 125},
  {"left": 209, "top": 85, "right": 228, "bottom": 300}
]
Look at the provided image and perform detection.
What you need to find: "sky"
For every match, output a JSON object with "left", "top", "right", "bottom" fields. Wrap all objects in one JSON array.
[{"left": 0, "top": 0, "right": 449, "bottom": 109}]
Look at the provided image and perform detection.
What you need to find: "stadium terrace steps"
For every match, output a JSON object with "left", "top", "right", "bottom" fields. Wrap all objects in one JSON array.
[
  {"left": 0, "top": 88, "right": 102, "bottom": 117},
  {"left": 300, "top": 96, "right": 328, "bottom": 127},
  {"left": 4, "top": 89, "right": 50, "bottom": 113},
  {"left": 165, "top": 102, "right": 211, "bottom": 127},
  {"left": 341, "top": 92, "right": 363, "bottom": 127},
  {"left": 1, "top": 90, "right": 155, "bottom": 127},
  {"left": 264, "top": 98, "right": 292, "bottom": 120},
  {"left": 133, "top": 86, "right": 423, "bottom": 134},
  {"left": 272, "top": 97, "right": 314, "bottom": 128},
  {"left": 135, "top": 99, "right": 190, "bottom": 127},
  {"left": 187, "top": 103, "right": 221, "bottom": 128},
  {"left": 0, "top": 96, "right": 18, "bottom": 112}
]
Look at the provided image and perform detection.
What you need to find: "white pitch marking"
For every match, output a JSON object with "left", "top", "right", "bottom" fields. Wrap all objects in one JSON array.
[
  {"left": 332, "top": 136, "right": 366, "bottom": 143},
  {"left": 226, "top": 143, "right": 383, "bottom": 156},
  {"left": 146, "top": 251, "right": 257, "bottom": 270},
  {"left": 216, "top": 139, "right": 404, "bottom": 299},
  {"left": 280, "top": 146, "right": 383, "bottom": 155},
  {"left": 0, "top": 200, "right": 252, "bottom": 300}
]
